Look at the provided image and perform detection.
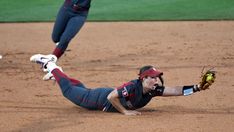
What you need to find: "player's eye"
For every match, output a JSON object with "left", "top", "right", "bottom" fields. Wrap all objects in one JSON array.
[{"left": 150, "top": 76, "right": 157, "bottom": 79}]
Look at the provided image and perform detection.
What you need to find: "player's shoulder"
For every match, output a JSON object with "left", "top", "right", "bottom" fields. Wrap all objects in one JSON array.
[
  {"left": 116, "top": 79, "right": 139, "bottom": 90},
  {"left": 129, "top": 79, "right": 141, "bottom": 86}
]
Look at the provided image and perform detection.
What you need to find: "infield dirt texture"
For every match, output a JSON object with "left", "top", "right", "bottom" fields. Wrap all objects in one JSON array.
[{"left": 0, "top": 21, "right": 234, "bottom": 132}]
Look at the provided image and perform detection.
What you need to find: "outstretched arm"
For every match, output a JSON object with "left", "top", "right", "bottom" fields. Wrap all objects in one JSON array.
[
  {"left": 162, "top": 85, "right": 199, "bottom": 96},
  {"left": 107, "top": 89, "right": 141, "bottom": 116},
  {"left": 161, "top": 68, "right": 216, "bottom": 96}
]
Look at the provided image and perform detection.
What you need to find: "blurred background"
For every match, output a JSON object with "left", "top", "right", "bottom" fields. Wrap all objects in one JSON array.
[{"left": 0, "top": 0, "right": 234, "bottom": 22}]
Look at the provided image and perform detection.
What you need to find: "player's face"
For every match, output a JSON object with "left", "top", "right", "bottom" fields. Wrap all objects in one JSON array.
[{"left": 142, "top": 76, "right": 158, "bottom": 91}]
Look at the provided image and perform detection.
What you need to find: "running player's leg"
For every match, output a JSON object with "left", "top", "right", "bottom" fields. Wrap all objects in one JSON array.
[
  {"left": 53, "top": 14, "right": 87, "bottom": 58},
  {"left": 51, "top": 6, "right": 70, "bottom": 44}
]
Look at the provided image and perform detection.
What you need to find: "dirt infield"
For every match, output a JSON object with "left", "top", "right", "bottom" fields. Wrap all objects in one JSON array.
[{"left": 0, "top": 21, "right": 234, "bottom": 132}]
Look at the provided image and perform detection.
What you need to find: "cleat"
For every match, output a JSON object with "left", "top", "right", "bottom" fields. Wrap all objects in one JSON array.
[
  {"left": 30, "top": 54, "right": 57, "bottom": 71},
  {"left": 30, "top": 54, "right": 62, "bottom": 81},
  {"left": 43, "top": 72, "right": 55, "bottom": 81},
  {"left": 30, "top": 54, "right": 57, "bottom": 64},
  {"left": 42, "top": 65, "right": 63, "bottom": 81}
]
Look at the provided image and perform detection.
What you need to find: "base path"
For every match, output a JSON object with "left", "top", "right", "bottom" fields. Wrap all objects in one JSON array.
[{"left": 0, "top": 21, "right": 233, "bottom": 132}]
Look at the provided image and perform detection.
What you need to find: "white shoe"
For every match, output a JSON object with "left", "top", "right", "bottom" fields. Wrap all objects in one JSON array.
[
  {"left": 43, "top": 72, "right": 55, "bottom": 81},
  {"left": 30, "top": 54, "right": 57, "bottom": 71},
  {"left": 30, "top": 54, "right": 63, "bottom": 81},
  {"left": 42, "top": 65, "right": 63, "bottom": 81},
  {"left": 30, "top": 54, "right": 57, "bottom": 64}
]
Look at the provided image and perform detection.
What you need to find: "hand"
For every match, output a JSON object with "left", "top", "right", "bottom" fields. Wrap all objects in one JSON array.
[{"left": 123, "top": 110, "right": 141, "bottom": 116}]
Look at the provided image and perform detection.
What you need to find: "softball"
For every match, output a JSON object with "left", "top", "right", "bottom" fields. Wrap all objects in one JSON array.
[
  {"left": 0, "top": 55, "right": 2, "bottom": 59},
  {"left": 206, "top": 74, "right": 213, "bottom": 81}
]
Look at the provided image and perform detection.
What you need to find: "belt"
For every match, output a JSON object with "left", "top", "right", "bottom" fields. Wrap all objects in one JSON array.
[
  {"left": 72, "top": 4, "right": 89, "bottom": 12},
  {"left": 64, "top": 0, "right": 89, "bottom": 12}
]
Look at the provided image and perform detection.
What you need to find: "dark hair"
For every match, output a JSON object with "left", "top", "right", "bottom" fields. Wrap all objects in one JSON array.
[{"left": 139, "top": 65, "right": 154, "bottom": 75}]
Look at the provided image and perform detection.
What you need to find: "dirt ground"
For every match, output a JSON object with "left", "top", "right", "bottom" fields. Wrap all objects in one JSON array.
[{"left": 0, "top": 21, "right": 234, "bottom": 132}]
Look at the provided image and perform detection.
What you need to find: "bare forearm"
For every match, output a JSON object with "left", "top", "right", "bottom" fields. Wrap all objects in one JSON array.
[
  {"left": 107, "top": 90, "right": 141, "bottom": 115},
  {"left": 108, "top": 96, "right": 127, "bottom": 114},
  {"left": 162, "top": 86, "right": 183, "bottom": 96},
  {"left": 162, "top": 85, "right": 199, "bottom": 96},
  {"left": 107, "top": 90, "right": 127, "bottom": 114}
]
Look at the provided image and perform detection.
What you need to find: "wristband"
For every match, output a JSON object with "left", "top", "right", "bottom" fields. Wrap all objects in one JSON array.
[{"left": 183, "top": 85, "right": 199, "bottom": 96}]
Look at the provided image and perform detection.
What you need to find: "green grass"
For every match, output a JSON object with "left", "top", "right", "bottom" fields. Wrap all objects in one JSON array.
[
  {"left": 0, "top": 0, "right": 234, "bottom": 22},
  {"left": 0, "top": 0, "right": 62, "bottom": 22},
  {"left": 89, "top": 0, "right": 234, "bottom": 21}
]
